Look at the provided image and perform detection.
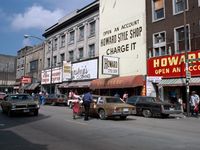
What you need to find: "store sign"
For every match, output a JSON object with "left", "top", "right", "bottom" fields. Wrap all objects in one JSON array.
[
  {"left": 41, "top": 67, "right": 62, "bottom": 84},
  {"left": 62, "top": 61, "right": 71, "bottom": 81},
  {"left": 102, "top": 55, "right": 119, "bottom": 75},
  {"left": 21, "top": 76, "right": 31, "bottom": 84},
  {"left": 147, "top": 50, "right": 200, "bottom": 78},
  {"left": 72, "top": 59, "right": 98, "bottom": 81}
]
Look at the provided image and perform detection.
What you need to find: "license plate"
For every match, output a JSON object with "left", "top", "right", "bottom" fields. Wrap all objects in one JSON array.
[
  {"left": 123, "top": 108, "right": 129, "bottom": 112},
  {"left": 169, "top": 108, "right": 174, "bottom": 111},
  {"left": 23, "top": 109, "right": 30, "bottom": 112}
]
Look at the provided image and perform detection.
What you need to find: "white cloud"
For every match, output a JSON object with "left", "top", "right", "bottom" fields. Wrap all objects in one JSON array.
[{"left": 11, "top": 5, "right": 65, "bottom": 30}]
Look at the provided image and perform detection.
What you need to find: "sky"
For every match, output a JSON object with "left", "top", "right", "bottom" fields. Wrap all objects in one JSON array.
[{"left": 0, "top": 0, "right": 95, "bottom": 56}]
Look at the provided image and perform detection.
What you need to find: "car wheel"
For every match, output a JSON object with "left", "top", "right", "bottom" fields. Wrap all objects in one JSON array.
[
  {"left": 33, "top": 110, "right": 38, "bottom": 116},
  {"left": 142, "top": 109, "right": 152, "bottom": 118},
  {"left": 120, "top": 116, "right": 127, "bottom": 120},
  {"left": 98, "top": 109, "right": 106, "bottom": 120},
  {"left": 8, "top": 109, "right": 13, "bottom": 117}
]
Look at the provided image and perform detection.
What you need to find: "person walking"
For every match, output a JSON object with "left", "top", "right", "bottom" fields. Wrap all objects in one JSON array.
[
  {"left": 190, "top": 91, "right": 200, "bottom": 117},
  {"left": 82, "top": 90, "right": 93, "bottom": 121}
]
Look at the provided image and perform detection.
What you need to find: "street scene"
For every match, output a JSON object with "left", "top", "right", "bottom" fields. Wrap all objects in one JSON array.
[
  {"left": 0, "top": 105, "right": 200, "bottom": 150},
  {"left": 0, "top": 0, "right": 200, "bottom": 150}
]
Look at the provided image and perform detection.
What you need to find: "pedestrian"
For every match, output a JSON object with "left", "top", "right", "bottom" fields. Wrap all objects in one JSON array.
[
  {"left": 190, "top": 91, "right": 200, "bottom": 117},
  {"left": 122, "top": 91, "right": 128, "bottom": 102},
  {"left": 72, "top": 97, "right": 82, "bottom": 119},
  {"left": 178, "top": 97, "right": 184, "bottom": 113},
  {"left": 82, "top": 90, "right": 93, "bottom": 121},
  {"left": 68, "top": 90, "right": 74, "bottom": 99}
]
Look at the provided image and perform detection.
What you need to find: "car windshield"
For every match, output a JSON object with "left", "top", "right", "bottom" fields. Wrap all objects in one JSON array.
[
  {"left": 106, "top": 97, "right": 123, "bottom": 103},
  {"left": 9, "top": 95, "right": 34, "bottom": 101}
]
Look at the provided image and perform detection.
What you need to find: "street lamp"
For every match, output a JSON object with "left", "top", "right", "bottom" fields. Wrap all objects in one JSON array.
[
  {"left": 183, "top": 1, "right": 190, "bottom": 117},
  {"left": 24, "top": 34, "right": 54, "bottom": 94}
]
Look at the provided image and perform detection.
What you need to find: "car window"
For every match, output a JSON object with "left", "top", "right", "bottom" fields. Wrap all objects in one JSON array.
[
  {"left": 127, "top": 96, "right": 138, "bottom": 104},
  {"left": 106, "top": 97, "right": 123, "bottom": 103},
  {"left": 139, "top": 97, "right": 156, "bottom": 103},
  {"left": 9, "top": 95, "right": 33, "bottom": 100}
]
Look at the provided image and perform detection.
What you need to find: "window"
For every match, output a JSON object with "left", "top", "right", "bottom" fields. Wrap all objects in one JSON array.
[
  {"left": 60, "top": 34, "right": 65, "bottom": 47},
  {"left": 89, "top": 44, "right": 95, "bottom": 58},
  {"left": 54, "top": 38, "right": 58, "bottom": 50},
  {"left": 152, "top": 0, "right": 164, "bottom": 21},
  {"left": 174, "top": 26, "right": 189, "bottom": 53},
  {"left": 53, "top": 56, "right": 57, "bottom": 67},
  {"left": 78, "top": 47, "right": 84, "bottom": 59},
  {"left": 69, "top": 51, "right": 74, "bottom": 62},
  {"left": 150, "top": 31, "right": 167, "bottom": 57},
  {"left": 89, "top": 21, "right": 95, "bottom": 37},
  {"left": 48, "top": 41, "right": 51, "bottom": 51},
  {"left": 30, "top": 60, "right": 38, "bottom": 72},
  {"left": 78, "top": 26, "right": 84, "bottom": 41},
  {"left": 47, "top": 58, "right": 50, "bottom": 68},
  {"left": 173, "top": 0, "right": 188, "bottom": 14},
  {"left": 69, "top": 31, "right": 75, "bottom": 44},
  {"left": 60, "top": 53, "right": 65, "bottom": 63}
]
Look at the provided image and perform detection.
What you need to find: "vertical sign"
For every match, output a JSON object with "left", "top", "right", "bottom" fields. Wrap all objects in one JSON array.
[{"left": 62, "top": 61, "right": 71, "bottom": 81}]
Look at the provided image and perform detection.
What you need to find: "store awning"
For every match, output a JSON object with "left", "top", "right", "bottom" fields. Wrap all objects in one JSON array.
[
  {"left": 59, "top": 81, "right": 91, "bottom": 88},
  {"left": 158, "top": 77, "right": 200, "bottom": 87},
  {"left": 90, "top": 75, "right": 144, "bottom": 89},
  {"left": 24, "top": 83, "right": 40, "bottom": 90}
]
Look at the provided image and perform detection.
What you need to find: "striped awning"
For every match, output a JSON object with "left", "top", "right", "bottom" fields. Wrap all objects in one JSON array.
[{"left": 158, "top": 77, "right": 200, "bottom": 86}]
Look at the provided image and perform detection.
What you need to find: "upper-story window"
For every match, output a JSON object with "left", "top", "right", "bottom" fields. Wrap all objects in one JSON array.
[
  {"left": 150, "top": 31, "right": 166, "bottom": 57},
  {"left": 88, "top": 44, "right": 95, "bottom": 58},
  {"left": 173, "top": 0, "right": 188, "bottom": 15},
  {"left": 48, "top": 41, "right": 51, "bottom": 51},
  {"left": 47, "top": 58, "right": 50, "bottom": 68},
  {"left": 54, "top": 38, "right": 58, "bottom": 50},
  {"left": 89, "top": 21, "right": 95, "bottom": 37},
  {"left": 78, "top": 47, "right": 84, "bottom": 60},
  {"left": 69, "top": 30, "right": 75, "bottom": 44},
  {"left": 152, "top": 0, "right": 165, "bottom": 21},
  {"left": 174, "top": 25, "right": 190, "bottom": 54},
  {"left": 60, "top": 34, "right": 65, "bottom": 47},
  {"left": 53, "top": 56, "right": 57, "bottom": 67},
  {"left": 60, "top": 53, "right": 65, "bottom": 63},
  {"left": 30, "top": 60, "right": 38, "bottom": 72},
  {"left": 78, "top": 26, "right": 84, "bottom": 41},
  {"left": 69, "top": 50, "right": 74, "bottom": 62}
]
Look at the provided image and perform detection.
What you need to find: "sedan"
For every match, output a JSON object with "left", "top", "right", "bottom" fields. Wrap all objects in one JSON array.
[
  {"left": 45, "top": 94, "right": 67, "bottom": 106},
  {"left": 1, "top": 93, "right": 40, "bottom": 117},
  {"left": 126, "top": 96, "right": 182, "bottom": 118},
  {"left": 90, "top": 95, "right": 136, "bottom": 120}
]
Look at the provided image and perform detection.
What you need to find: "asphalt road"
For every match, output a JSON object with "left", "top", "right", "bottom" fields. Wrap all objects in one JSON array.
[{"left": 0, "top": 105, "right": 200, "bottom": 150}]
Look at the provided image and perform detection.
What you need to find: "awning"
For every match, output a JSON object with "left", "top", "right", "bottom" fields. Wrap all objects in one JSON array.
[
  {"left": 158, "top": 77, "right": 200, "bottom": 87},
  {"left": 59, "top": 81, "right": 91, "bottom": 88},
  {"left": 90, "top": 75, "right": 144, "bottom": 89},
  {"left": 24, "top": 83, "right": 40, "bottom": 90}
]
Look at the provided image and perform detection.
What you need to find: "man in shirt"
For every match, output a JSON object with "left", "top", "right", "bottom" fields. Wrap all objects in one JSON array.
[
  {"left": 190, "top": 91, "right": 200, "bottom": 117},
  {"left": 82, "top": 90, "right": 93, "bottom": 121}
]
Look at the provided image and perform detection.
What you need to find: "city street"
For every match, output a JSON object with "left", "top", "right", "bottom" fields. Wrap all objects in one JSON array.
[{"left": 0, "top": 105, "right": 200, "bottom": 150}]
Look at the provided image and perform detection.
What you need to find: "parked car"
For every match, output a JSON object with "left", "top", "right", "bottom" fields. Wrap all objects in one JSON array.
[
  {"left": 1, "top": 93, "right": 40, "bottom": 116},
  {"left": 126, "top": 96, "right": 182, "bottom": 118},
  {"left": 0, "top": 92, "right": 6, "bottom": 101},
  {"left": 45, "top": 94, "right": 67, "bottom": 106},
  {"left": 88, "top": 95, "right": 136, "bottom": 120}
]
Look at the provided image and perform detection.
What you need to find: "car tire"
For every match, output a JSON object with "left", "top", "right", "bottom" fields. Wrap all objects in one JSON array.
[
  {"left": 142, "top": 109, "right": 152, "bottom": 118},
  {"left": 8, "top": 109, "right": 13, "bottom": 117},
  {"left": 33, "top": 110, "right": 39, "bottom": 116},
  {"left": 120, "top": 116, "right": 127, "bottom": 120},
  {"left": 98, "top": 109, "right": 106, "bottom": 120}
]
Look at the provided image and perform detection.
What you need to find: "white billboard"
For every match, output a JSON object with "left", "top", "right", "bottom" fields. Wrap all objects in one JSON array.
[
  {"left": 72, "top": 59, "right": 98, "bottom": 81},
  {"left": 41, "top": 67, "right": 62, "bottom": 84},
  {"left": 99, "top": 0, "right": 146, "bottom": 77}
]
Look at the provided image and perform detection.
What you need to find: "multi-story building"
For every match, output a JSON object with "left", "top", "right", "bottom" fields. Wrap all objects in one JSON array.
[
  {"left": 16, "top": 44, "right": 44, "bottom": 93},
  {"left": 42, "top": 0, "right": 99, "bottom": 95},
  {"left": 0, "top": 54, "right": 16, "bottom": 93},
  {"left": 146, "top": 0, "right": 200, "bottom": 105}
]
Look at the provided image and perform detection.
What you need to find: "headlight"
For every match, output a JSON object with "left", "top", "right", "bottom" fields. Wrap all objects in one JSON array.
[{"left": 11, "top": 105, "right": 16, "bottom": 109}]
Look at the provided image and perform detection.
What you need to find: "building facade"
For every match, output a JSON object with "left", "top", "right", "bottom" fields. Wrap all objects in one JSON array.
[
  {"left": 146, "top": 0, "right": 200, "bottom": 106},
  {"left": 42, "top": 0, "right": 99, "bottom": 95},
  {"left": 0, "top": 54, "right": 16, "bottom": 93}
]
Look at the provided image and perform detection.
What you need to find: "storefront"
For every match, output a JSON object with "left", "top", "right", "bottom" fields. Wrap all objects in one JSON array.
[{"left": 147, "top": 50, "right": 200, "bottom": 103}]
